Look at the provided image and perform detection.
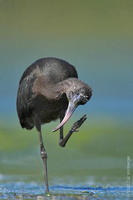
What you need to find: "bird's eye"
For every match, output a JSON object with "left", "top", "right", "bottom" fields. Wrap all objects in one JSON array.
[{"left": 78, "top": 93, "right": 89, "bottom": 105}]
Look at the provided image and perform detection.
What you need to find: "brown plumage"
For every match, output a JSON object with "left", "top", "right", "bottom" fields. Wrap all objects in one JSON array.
[{"left": 16, "top": 57, "right": 92, "bottom": 193}]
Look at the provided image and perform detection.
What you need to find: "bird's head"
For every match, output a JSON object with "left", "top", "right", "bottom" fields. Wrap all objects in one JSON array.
[{"left": 53, "top": 79, "right": 92, "bottom": 132}]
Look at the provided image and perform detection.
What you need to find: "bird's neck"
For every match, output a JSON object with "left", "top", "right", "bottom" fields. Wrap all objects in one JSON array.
[
  {"left": 33, "top": 76, "right": 79, "bottom": 100},
  {"left": 56, "top": 77, "right": 78, "bottom": 90}
]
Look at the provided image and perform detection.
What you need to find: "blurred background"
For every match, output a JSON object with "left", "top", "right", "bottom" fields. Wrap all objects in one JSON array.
[{"left": 0, "top": 0, "right": 133, "bottom": 187}]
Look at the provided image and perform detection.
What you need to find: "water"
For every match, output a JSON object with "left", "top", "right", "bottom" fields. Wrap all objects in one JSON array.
[
  {"left": 0, "top": 181, "right": 133, "bottom": 200},
  {"left": 0, "top": 122, "right": 133, "bottom": 199}
]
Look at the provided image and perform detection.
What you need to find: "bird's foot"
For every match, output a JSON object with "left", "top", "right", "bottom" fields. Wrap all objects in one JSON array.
[{"left": 71, "top": 114, "right": 87, "bottom": 133}]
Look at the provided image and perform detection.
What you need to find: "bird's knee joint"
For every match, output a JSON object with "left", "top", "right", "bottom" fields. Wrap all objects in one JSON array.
[
  {"left": 59, "top": 140, "right": 66, "bottom": 148},
  {"left": 41, "top": 151, "right": 47, "bottom": 159}
]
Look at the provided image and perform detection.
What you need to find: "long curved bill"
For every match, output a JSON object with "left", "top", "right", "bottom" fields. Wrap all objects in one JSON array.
[{"left": 52, "top": 101, "right": 78, "bottom": 132}]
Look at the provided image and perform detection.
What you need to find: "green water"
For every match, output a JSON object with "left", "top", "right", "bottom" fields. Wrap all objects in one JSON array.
[{"left": 0, "top": 118, "right": 133, "bottom": 199}]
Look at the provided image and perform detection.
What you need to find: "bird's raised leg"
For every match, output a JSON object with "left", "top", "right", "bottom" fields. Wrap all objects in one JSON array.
[
  {"left": 59, "top": 113, "right": 64, "bottom": 141},
  {"left": 35, "top": 123, "right": 49, "bottom": 193},
  {"left": 59, "top": 114, "right": 87, "bottom": 147}
]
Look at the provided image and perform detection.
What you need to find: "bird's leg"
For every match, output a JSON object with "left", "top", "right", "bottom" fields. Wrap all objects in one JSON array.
[
  {"left": 59, "top": 113, "right": 64, "bottom": 141},
  {"left": 59, "top": 114, "right": 87, "bottom": 147},
  {"left": 36, "top": 124, "right": 49, "bottom": 193}
]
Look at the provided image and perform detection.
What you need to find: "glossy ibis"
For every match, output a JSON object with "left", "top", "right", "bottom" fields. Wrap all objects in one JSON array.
[{"left": 16, "top": 57, "right": 92, "bottom": 193}]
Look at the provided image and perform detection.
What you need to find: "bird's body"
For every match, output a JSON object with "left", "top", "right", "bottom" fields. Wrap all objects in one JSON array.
[
  {"left": 17, "top": 57, "right": 78, "bottom": 130},
  {"left": 16, "top": 57, "right": 92, "bottom": 193}
]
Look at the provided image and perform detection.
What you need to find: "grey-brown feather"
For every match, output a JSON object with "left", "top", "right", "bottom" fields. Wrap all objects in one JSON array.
[{"left": 16, "top": 57, "right": 78, "bottom": 129}]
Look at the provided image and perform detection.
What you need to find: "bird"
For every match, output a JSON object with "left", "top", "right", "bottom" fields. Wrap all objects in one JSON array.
[{"left": 16, "top": 57, "right": 92, "bottom": 193}]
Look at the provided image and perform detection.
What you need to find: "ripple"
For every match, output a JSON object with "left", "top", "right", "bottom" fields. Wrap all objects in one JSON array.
[{"left": 0, "top": 182, "right": 133, "bottom": 200}]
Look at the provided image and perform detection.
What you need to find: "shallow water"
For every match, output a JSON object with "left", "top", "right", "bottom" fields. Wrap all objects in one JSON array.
[
  {"left": 0, "top": 181, "right": 133, "bottom": 200},
  {"left": 0, "top": 124, "right": 133, "bottom": 200}
]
